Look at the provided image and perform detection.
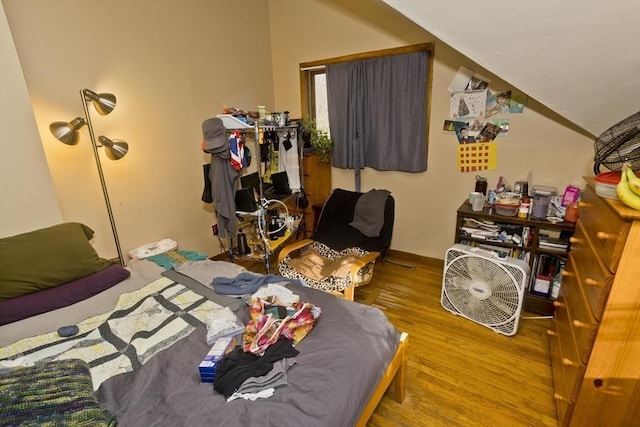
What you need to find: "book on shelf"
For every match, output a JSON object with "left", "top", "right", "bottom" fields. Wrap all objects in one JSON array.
[
  {"left": 539, "top": 229, "right": 562, "bottom": 239},
  {"left": 461, "top": 219, "right": 525, "bottom": 247},
  {"left": 532, "top": 275, "right": 552, "bottom": 296},
  {"left": 477, "top": 243, "right": 512, "bottom": 258},
  {"left": 463, "top": 217, "right": 499, "bottom": 231},
  {"left": 529, "top": 253, "right": 565, "bottom": 296},
  {"left": 538, "top": 236, "right": 569, "bottom": 250},
  {"left": 461, "top": 227, "right": 498, "bottom": 238}
]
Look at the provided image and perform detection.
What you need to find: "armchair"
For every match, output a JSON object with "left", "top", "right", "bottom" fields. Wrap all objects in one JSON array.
[{"left": 278, "top": 188, "right": 394, "bottom": 300}]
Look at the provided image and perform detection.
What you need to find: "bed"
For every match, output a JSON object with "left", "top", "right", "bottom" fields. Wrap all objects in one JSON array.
[{"left": 0, "top": 223, "right": 407, "bottom": 426}]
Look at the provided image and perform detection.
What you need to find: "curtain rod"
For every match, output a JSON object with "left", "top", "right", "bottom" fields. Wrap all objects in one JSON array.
[{"left": 300, "top": 65, "right": 326, "bottom": 71}]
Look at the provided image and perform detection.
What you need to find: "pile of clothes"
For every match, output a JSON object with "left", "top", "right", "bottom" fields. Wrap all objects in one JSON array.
[{"left": 206, "top": 279, "right": 322, "bottom": 402}]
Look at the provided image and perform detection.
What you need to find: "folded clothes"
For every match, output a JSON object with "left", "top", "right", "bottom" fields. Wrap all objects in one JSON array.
[
  {"left": 146, "top": 250, "right": 208, "bottom": 269},
  {"left": 212, "top": 272, "right": 304, "bottom": 296},
  {"left": 205, "top": 307, "right": 244, "bottom": 345}
]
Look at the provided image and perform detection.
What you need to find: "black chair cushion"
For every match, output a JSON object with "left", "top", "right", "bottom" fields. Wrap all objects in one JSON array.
[{"left": 313, "top": 189, "right": 394, "bottom": 256}]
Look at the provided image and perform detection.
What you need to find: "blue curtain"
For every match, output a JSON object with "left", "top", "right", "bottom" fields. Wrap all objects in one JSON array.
[{"left": 326, "top": 51, "right": 428, "bottom": 190}]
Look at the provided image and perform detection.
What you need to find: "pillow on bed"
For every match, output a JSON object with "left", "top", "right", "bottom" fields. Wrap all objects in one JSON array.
[
  {"left": 0, "top": 264, "right": 130, "bottom": 326},
  {"left": 0, "top": 222, "right": 113, "bottom": 301}
]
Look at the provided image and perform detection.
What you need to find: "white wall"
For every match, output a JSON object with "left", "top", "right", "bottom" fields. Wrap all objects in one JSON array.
[
  {"left": 2, "top": 0, "right": 274, "bottom": 258},
  {"left": 0, "top": 4, "right": 62, "bottom": 238}
]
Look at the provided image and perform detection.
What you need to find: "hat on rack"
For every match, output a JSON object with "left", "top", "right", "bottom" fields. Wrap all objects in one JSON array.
[{"left": 202, "top": 117, "right": 227, "bottom": 153}]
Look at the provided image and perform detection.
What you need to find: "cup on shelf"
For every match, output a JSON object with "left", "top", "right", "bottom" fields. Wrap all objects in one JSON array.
[{"left": 469, "top": 192, "right": 485, "bottom": 211}]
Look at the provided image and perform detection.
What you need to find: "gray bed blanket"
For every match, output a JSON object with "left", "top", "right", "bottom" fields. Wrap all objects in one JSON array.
[{"left": 97, "top": 275, "right": 400, "bottom": 427}]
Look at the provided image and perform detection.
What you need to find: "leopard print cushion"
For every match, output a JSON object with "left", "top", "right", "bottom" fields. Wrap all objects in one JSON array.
[{"left": 278, "top": 241, "right": 374, "bottom": 292}]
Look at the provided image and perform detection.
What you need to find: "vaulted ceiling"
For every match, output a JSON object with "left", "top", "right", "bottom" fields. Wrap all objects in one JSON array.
[{"left": 382, "top": 0, "right": 640, "bottom": 137}]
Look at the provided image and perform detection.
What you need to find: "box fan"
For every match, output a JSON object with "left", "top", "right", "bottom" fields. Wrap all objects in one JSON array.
[{"left": 441, "top": 244, "right": 530, "bottom": 336}]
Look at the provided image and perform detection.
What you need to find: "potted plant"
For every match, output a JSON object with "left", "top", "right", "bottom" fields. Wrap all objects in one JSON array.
[{"left": 302, "top": 119, "right": 334, "bottom": 163}]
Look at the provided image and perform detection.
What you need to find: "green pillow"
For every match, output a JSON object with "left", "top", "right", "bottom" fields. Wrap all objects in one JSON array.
[{"left": 0, "top": 223, "right": 113, "bottom": 301}]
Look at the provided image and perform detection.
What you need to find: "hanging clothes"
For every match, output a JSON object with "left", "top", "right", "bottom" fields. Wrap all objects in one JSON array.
[
  {"left": 202, "top": 117, "right": 239, "bottom": 238},
  {"left": 277, "top": 129, "right": 301, "bottom": 192}
]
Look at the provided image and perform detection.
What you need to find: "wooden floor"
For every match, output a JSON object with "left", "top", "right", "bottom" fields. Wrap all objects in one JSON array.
[{"left": 238, "top": 251, "right": 559, "bottom": 427}]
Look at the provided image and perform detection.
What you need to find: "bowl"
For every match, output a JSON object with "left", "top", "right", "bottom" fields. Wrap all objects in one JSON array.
[
  {"left": 595, "top": 171, "right": 620, "bottom": 199},
  {"left": 495, "top": 203, "right": 520, "bottom": 216}
]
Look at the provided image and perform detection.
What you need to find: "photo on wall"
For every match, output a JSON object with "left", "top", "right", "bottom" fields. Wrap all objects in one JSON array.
[
  {"left": 454, "top": 121, "right": 476, "bottom": 144},
  {"left": 450, "top": 90, "right": 487, "bottom": 119}
]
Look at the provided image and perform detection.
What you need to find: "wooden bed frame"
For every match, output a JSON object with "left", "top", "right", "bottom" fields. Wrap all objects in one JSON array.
[{"left": 356, "top": 332, "right": 409, "bottom": 426}]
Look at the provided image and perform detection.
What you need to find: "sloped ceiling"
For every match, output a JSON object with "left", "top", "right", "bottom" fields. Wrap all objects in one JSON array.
[{"left": 382, "top": 0, "right": 640, "bottom": 137}]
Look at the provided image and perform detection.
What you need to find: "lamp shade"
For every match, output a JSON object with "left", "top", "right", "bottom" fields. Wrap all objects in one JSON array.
[
  {"left": 83, "top": 89, "right": 116, "bottom": 115},
  {"left": 49, "top": 117, "right": 86, "bottom": 145},
  {"left": 98, "top": 135, "right": 129, "bottom": 160}
]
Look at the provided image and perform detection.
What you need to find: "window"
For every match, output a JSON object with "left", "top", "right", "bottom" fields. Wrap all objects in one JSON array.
[
  {"left": 300, "top": 43, "right": 433, "bottom": 182},
  {"left": 301, "top": 68, "right": 329, "bottom": 132}
]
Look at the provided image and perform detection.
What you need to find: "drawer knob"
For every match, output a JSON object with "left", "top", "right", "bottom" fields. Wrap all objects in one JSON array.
[
  {"left": 596, "top": 231, "right": 610, "bottom": 241},
  {"left": 546, "top": 329, "right": 557, "bottom": 336},
  {"left": 585, "top": 278, "right": 602, "bottom": 287},
  {"left": 573, "top": 319, "right": 589, "bottom": 329},
  {"left": 561, "top": 270, "right": 573, "bottom": 277},
  {"left": 554, "top": 392, "right": 567, "bottom": 402},
  {"left": 569, "top": 236, "right": 580, "bottom": 244},
  {"left": 562, "top": 357, "right": 576, "bottom": 367},
  {"left": 553, "top": 301, "right": 565, "bottom": 308}
]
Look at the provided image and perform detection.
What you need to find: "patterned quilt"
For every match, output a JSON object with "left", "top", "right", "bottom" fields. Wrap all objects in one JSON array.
[{"left": 0, "top": 277, "right": 220, "bottom": 390}]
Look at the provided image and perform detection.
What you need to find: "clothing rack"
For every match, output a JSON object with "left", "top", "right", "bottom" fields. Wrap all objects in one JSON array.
[{"left": 216, "top": 114, "right": 304, "bottom": 272}]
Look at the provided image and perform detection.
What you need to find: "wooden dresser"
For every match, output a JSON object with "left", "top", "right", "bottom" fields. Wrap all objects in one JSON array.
[
  {"left": 299, "top": 153, "right": 331, "bottom": 234},
  {"left": 548, "top": 178, "right": 640, "bottom": 425}
]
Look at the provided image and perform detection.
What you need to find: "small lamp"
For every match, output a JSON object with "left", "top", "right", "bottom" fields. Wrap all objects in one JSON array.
[
  {"left": 49, "top": 117, "right": 86, "bottom": 145},
  {"left": 82, "top": 89, "right": 116, "bottom": 115},
  {"left": 49, "top": 88, "right": 129, "bottom": 265}
]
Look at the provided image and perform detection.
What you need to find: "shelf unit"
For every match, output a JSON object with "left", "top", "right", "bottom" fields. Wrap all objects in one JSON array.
[
  {"left": 217, "top": 114, "right": 308, "bottom": 273},
  {"left": 455, "top": 200, "right": 576, "bottom": 315}
]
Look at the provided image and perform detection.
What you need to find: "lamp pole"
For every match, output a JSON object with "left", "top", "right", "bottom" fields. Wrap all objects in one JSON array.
[{"left": 80, "top": 89, "right": 125, "bottom": 266}]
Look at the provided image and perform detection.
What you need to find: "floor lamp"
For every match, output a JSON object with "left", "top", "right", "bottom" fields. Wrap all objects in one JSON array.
[{"left": 49, "top": 89, "right": 129, "bottom": 265}]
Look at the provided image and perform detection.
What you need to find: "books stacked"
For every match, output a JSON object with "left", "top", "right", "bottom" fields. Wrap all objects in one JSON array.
[
  {"left": 460, "top": 217, "right": 524, "bottom": 246},
  {"left": 538, "top": 229, "right": 569, "bottom": 251},
  {"left": 530, "top": 254, "right": 565, "bottom": 298},
  {"left": 460, "top": 217, "right": 499, "bottom": 240}
]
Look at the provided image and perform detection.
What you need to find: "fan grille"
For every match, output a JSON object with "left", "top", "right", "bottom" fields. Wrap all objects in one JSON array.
[
  {"left": 593, "top": 111, "right": 640, "bottom": 174},
  {"left": 441, "top": 245, "right": 528, "bottom": 336}
]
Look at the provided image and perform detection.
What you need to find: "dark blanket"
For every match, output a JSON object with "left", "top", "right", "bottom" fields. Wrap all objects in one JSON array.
[{"left": 0, "top": 359, "right": 116, "bottom": 426}]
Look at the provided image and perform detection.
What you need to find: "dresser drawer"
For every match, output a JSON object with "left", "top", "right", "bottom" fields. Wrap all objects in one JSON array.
[
  {"left": 579, "top": 185, "right": 630, "bottom": 273},
  {"left": 552, "top": 298, "right": 587, "bottom": 401},
  {"left": 560, "top": 264, "right": 599, "bottom": 365},
  {"left": 567, "top": 223, "right": 613, "bottom": 320},
  {"left": 548, "top": 326, "right": 572, "bottom": 426}
]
